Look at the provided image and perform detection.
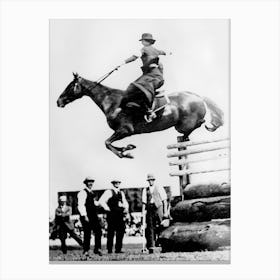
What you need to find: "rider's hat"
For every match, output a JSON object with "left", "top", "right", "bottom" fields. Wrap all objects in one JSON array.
[
  {"left": 83, "top": 176, "right": 95, "bottom": 184},
  {"left": 147, "top": 174, "right": 156, "bottom": 181},
  {"left": 139, "top": 33, "right": 156, "bottom": 43}
]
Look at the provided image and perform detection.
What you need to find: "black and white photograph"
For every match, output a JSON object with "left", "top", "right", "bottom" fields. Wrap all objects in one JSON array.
[
  {"left": 50, "top": 19, "right": 230, "bottom": 263},
  {"left": 1, "top": 0, "right": 280, "bottom": 279}
]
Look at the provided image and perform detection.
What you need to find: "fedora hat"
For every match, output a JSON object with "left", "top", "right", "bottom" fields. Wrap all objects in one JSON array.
[
  {"left": 139, "top": 33, "right": 156, "bottom": 43},
  {"left": 147, "top": 173, "right": 156, "bottom": 181},
  {"left": 111, "top": 179, "right": 121, "bottom": 184},
  {"left": 83, "top": 176, "right": 95, "bottom": 184}
]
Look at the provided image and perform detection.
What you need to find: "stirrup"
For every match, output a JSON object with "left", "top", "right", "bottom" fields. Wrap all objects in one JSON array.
[
  {"left": 144, "top": 115, "right": 153, "bottom": 123},
  {"left": 144, "top": 112, "right": 156, "bottom": 123}
]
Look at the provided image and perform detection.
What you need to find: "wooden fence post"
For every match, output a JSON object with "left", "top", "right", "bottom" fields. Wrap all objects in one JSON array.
[{"left": 177, "top": 136, "right": 189, "bottom": 197}]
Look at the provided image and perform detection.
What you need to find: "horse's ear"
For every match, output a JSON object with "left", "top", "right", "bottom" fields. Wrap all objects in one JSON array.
[{"left": 72, "top": 72, "right": 79, "bottom": 80}]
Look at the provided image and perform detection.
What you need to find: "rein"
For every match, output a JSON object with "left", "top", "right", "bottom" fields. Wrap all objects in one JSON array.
[
  {"left": 96, "top": 66, "right": 120, "bottom": 84},
  {"left": 81, "top": 66, "right": 121, "bottom": 92}
]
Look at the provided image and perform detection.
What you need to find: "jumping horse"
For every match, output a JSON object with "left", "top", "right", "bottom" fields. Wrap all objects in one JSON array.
[{"left": 57, "top": 73, "right": 224, "bottom": 158}]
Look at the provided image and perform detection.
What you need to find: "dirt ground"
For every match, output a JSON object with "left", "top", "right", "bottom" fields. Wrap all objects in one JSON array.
[{"left": 49, "top": 243, "right": 230, "bottom": 263}]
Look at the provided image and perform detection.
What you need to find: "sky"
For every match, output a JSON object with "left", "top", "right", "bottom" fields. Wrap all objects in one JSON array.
[{"left": 50, "top": 19, "right": 230, "bottom": 215}]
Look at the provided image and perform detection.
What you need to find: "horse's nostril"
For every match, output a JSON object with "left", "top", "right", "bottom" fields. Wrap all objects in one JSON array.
[{"left": 57, "top": 100, "right": 64, "bottom": 107}]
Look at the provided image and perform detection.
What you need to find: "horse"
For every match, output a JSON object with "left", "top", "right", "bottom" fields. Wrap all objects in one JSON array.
[{"left": 57, "top": 73, "right": 224, "bottom": 158}]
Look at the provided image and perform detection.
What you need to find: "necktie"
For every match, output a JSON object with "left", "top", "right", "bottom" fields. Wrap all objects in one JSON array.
[{"left": 147, "top": 187, "right": 152, "bottom": 205}]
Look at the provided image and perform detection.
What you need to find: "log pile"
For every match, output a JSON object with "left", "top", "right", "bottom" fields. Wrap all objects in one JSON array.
[
  {"left": 171, "top": 196, "right": 230, "bottom": 222},
  {"left": 183, "top": 182, "right": 230, "bottom": 199},
  {"left": 159, "top": 219, "right": 230, "bottom": 252},
  {"left": 159, "top": 182, "right": 231, "bottom": 252}
]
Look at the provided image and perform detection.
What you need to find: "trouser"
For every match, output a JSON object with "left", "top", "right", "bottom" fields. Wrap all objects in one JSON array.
[
  {"left": 60, "top": 237, "right": 67, "bottom": 254},
  {"left": 145, "top": 204, "right": 162, "bottom": 250},
  {"left": 68, "top": 229, "right": 83, "bottom": 246},
  {"left": 58, "top": 224, "right": 83, "bottom": 254},
  {"left": 106, "top": 212, "right": 125, "bottom": 252},
  {"left": 80, "top": 216, "right": 102, "bottom": 253}
]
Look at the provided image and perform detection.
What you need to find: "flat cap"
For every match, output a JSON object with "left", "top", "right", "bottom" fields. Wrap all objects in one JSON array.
[{"left": 83, "top": 176, "right": 95, "bottom": 184}]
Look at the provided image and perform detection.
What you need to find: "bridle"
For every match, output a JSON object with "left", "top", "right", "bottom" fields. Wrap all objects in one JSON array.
[{"left": 73, "top": 66, "right": 120, "bottom": 93}]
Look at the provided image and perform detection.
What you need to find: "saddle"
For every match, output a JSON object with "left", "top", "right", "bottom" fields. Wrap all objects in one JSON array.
[{"left": 126, "top": 91, "right": 170, "bottom": 115}]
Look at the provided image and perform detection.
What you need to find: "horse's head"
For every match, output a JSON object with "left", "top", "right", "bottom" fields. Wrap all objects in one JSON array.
[{"left": 57, "top": 73, "right": 84, "bottom": 108}]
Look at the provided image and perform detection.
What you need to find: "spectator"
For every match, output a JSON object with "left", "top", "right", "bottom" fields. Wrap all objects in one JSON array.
[
  {"left": 78, "top": 177, "right": 102, "bottom": 257},
  {"left": 50, "top": 195, "right": 83, "bottom": 255},
  {"left": 142, "top": 174, "right": 168, "bottom": 253},
  {"left": 99, "top": 180, "right": 129, "bottom": 254}
]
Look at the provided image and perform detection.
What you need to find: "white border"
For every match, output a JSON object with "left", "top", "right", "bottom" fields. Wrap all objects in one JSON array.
[{"left": 1, "top": 0, "right": 280, "bottom": 279}]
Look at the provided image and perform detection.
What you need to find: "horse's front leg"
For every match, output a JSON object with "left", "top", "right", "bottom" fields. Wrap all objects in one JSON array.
[{"left": 105, "top": 129, "right": 135, "bottom": 159}]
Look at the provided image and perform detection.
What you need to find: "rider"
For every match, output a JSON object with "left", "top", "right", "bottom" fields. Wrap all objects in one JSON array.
[{"left": 112, "top": 33, "right": 167, "bottom": 123}]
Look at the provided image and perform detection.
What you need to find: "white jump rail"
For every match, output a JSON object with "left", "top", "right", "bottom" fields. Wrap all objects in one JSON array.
[
  {"left": 167, "top": 140, "right": 230, "bottom": 158},
  {"left": 167, "top": 136, "right": 230, "bottom": 149},
  {"left": 167, "top": 137, "right": 230, "bottom": 179},
  {"left": 170, "top": 166, "right": 230, "bottom": 176},
  {"left": 169, "top": 152, "right": 228, "bottom": 166}
]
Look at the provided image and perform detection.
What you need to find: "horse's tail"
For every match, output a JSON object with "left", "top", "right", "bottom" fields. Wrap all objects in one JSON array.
[{"left": 203, "top": 96, "right": 224, "bottom": 132}]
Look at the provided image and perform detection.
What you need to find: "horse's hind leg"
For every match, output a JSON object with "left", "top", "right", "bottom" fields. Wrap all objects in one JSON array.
[
  {"left": 105, "top": 133, "right": 123, "bottom": 158},
  {"left": 105, "top": 129, "right": 136, "bottom": 159},
  {"left": 175, "top": 115, "right": 205, "bottom": 139}
]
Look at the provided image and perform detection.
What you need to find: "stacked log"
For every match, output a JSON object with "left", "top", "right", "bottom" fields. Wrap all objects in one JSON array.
[
  {"left": 171, "top": 195, "right": 230, "bottom": 222},
  {"left": 184, "top": 182, "right": 230, "bottom": 199},
  {"left": 159, "top": 182, "right": 231, "bottom": 252},
  {"left": 159, "top": 219, "right": 230, "bottom": 252}
]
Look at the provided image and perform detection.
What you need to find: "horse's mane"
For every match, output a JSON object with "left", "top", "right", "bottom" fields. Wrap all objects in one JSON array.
[{"left": 81, "top": 77, "right": 123, "bottom": 96}]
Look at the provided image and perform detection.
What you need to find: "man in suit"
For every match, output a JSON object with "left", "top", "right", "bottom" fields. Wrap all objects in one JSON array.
[
  {"left": 78, "top": 177, "right": 102, "bottom": 257},
  {"left": 50, "top": 195, "right": 83, "bottom": 255},
  {"left": 142, "top": 174, "right": 168, "bottom": 253},
  {"left": 98, "top": 180, "right": 129, "bottom": 254}
]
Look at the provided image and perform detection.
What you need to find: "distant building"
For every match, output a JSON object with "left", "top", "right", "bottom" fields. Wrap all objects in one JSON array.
[{"left": 57, "top": 186, "right": 171, "bottom": 215}]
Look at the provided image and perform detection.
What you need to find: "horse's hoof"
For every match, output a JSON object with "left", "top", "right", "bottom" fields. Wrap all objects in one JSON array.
[
  {"left": 127, "top": 144, "right": 136, "bottom": 150},
  {"left": 122, "top": 152, "right": 134, "bottom": 159}
]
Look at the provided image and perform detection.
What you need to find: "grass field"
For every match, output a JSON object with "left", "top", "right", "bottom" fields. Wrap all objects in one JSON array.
[{"left": 49, "top": 243, "right": 230, "bottom": 263}]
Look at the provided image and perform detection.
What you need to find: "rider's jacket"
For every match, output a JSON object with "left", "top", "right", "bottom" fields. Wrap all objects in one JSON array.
[
  {"left": 140, "top": 46, "right": 165, "bottom": 73},
  {"left": 125, "top": 45, "right": 166, "bottom": 73}
]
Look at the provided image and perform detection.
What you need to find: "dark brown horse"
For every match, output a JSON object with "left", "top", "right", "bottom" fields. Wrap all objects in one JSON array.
[{"left": 57, "top": 73, "right": 224, "bottom": 158}]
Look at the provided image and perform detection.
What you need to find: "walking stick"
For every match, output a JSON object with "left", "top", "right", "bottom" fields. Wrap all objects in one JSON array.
[{"left": 141, "top": 203, "right": 148, "bottom": 253}]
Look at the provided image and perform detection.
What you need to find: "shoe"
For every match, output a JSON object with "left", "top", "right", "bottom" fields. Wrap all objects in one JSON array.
[
  {"left": 81, "top": 251, "right": 89, "bottom": 260},
  {"left": 83, "top": 251, "right": 89, "bottom": 257},
  {"left": 148, "top": 248, "right": 154, "bottom": 254},
  {"left": 94, "top": 250, "right": 103, "bottom": 256},
  {"left": 115, "top": 250, "right": 124, "bottom": 254}
]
